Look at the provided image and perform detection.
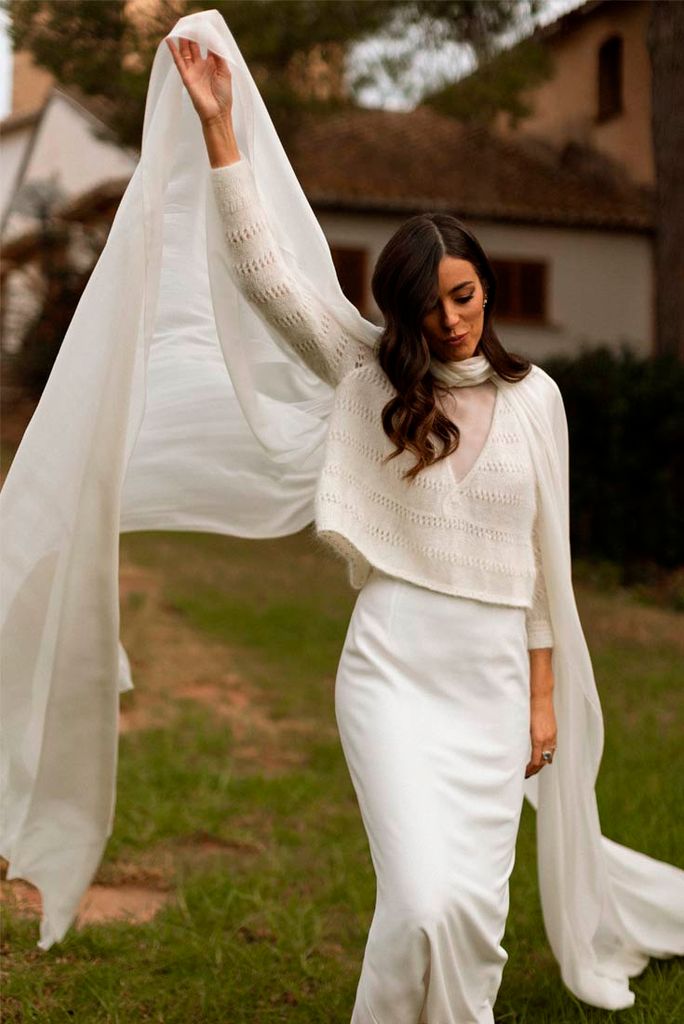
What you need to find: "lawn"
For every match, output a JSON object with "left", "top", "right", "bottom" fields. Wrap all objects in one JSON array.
[{"left": 1, "top": 526, "right": 683, "bottom": 1023}]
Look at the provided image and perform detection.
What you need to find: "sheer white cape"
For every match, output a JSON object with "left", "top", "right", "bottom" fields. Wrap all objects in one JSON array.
[{"left": 1, "top": 9, "right": 682, "bottom": 1006}]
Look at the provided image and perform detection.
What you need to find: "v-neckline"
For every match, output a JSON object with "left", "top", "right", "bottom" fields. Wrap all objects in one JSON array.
[{"left": 444, "top": 384, "right": 502, "bottom": 490}]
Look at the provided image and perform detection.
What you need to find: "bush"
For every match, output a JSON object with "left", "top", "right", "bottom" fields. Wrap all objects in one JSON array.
[
  {"left": 540, "top": 344, "right": 684, "bottom": 573},
  {"left": 9, "top": 264, "right": 91, "bottom": 401}
]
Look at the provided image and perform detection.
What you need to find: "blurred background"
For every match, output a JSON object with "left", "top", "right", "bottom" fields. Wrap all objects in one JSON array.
[{"left": 1, "top": 3, "right": 682, "bottom": 1021}]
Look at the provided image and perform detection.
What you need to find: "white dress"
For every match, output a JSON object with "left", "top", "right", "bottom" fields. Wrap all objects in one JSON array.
[
  {"left": 3, "top": 15, "right": 683, "bottom": 985},
  {"left": 335, "top": 379, "right": 535, "bottom": 1024}
]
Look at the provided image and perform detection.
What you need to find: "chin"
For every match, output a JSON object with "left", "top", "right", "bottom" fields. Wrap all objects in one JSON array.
[
  {"left": 430, "top": 332, "right": 482, "bottom": 362},
  {"left": 448, "top": 343, "right": 479, "bottom": 361}
]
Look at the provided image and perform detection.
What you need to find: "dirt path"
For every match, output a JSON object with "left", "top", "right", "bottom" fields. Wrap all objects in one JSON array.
[
  {"left": 117, "top": 559, "right": 329, "bottom": 770},
  {"left": 1, "top": 556, "right": 333, "bottom": 934}
]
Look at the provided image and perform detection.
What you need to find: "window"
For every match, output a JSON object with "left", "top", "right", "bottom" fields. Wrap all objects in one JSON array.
[
  {"left": 597, "top": 35, "right": 623, "bottom": 122},
  {"left": 330, "top": 245, "right": 368, "bottom": 315},
  {"left": 490, "top": 258, "right": 547, "bottom": 323}
]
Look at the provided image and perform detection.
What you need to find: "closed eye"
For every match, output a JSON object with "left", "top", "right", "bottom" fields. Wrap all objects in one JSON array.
[{"left": 430, "top": 292, "right": 475, "bottom": 310}]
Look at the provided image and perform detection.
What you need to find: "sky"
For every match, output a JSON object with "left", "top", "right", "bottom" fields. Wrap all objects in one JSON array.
[
  {"left": 350, "top": 0, "right": 586, "bottom": 109},
  {"left": 0, "top": 7, "right": 10, "bottom": 117},
  {"left": 0, "top": 0, "right": 584, "bottom": 120}
]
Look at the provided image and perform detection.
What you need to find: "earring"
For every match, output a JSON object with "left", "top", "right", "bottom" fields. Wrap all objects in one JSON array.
[{"left": 483, "top": 297, "right": 488, "bottom": 307}]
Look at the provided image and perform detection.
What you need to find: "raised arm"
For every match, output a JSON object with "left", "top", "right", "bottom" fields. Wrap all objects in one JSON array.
[
  {"left": 209, "top": 157, "right": 376, "bottom": 388},
  {"left": 166, "top": 34, "right": 377, "bottom": 389}
]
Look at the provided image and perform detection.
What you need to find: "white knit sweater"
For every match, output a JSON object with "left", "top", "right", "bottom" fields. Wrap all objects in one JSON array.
[{"left": 210, "top": 158, "right": 554, "bottom": 649}]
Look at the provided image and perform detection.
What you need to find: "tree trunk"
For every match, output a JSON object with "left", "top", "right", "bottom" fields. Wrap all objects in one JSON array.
[{"left": 647, "top": 1, "right": 684, "bottom": 359}]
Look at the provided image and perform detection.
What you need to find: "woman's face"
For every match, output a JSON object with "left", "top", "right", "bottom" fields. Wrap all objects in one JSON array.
[{"left": 421, "top": 255, "right": 487, "bottom": 362}]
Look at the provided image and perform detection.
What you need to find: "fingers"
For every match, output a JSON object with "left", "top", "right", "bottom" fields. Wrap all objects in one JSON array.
[
  {"left": 165, "top": 36, "right": 232, "bottom": 87},
  {"left": 208, "top": 48, "right": 232, "bottom": 77},
  {"left": 164, "top": 35, "right": 200, "bottom": 75},
  {"left": 165, "top": 36, "right": 186, "bottom": 80},
  {"left": 525, "top": 739, "right": 557, "bottom": 778},
  {"left": 177, "top": 35, "right": 197, "bottom": 64},
  {"left": 186, "top": 38, "right": 201, "bottom": 63}
]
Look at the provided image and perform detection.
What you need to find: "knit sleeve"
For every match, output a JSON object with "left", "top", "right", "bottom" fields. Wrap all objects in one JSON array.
[
  {"left": 525, "top": 507, "right": 554, "bottom": 650},
  {"left": 209, "top": 158, "right": 375, "bottom": 389}
]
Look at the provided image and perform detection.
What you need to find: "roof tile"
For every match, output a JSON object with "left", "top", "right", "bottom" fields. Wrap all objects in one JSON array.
[{"left": 287, "top": 106, "right": 653, "bottom": 231}]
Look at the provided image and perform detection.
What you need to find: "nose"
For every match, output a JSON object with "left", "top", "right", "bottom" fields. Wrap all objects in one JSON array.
[{"left": 442, "top": 300, "right": 461, "bottom": 329}]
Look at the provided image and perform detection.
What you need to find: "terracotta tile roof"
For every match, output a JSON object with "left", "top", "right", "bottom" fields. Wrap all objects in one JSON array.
[
  {"left": 2, "top": 97, "right": 652, "bottom": 235},
  {"left": 286, "top": 105, "right": 654, "bottom": 231}
]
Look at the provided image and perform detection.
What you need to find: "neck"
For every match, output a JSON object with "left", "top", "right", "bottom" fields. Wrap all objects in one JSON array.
[{"left": 429, "top": 349, "right": 495, "bottom": 388}]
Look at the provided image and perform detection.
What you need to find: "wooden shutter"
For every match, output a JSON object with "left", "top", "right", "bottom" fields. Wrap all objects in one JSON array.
[{"left": 490, "top": 258, "right": 547, "bottom": 323}]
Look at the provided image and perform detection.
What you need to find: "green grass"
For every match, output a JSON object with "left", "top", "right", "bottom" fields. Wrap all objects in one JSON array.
[{"left": 2, "top": 528, "right": 683, "bottom": 1022}]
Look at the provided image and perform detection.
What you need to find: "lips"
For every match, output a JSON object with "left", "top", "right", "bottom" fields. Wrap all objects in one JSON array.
[{"left": 447, "top": 333, "right": 468, "bottom": 342}]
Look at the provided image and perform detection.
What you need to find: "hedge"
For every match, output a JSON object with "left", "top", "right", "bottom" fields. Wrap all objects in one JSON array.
[{"left": 540, "top": 344, "right": 684, "bottom": 573}]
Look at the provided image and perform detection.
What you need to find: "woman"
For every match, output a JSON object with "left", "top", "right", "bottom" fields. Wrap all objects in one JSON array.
[
  {"left": 1, "top": 9, "right": 679, "bottom": 1010},
  {"left": 166, "top": 34, "right": 559, "bottom": 1024}
]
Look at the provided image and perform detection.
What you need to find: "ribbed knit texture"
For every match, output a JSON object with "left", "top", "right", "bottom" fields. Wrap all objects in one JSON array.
[{"left": 210, "top": 158, "right": 554, "bottom": 649}]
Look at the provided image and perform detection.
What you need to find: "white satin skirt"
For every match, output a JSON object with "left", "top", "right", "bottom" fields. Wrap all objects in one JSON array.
[{"left": 334, "top": 567, "right": 532, "bottom": 1024}]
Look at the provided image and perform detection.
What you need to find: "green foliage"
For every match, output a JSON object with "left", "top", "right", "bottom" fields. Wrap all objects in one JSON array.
[
  {"left": 380, "top": 1, "right": 542, "bottom": 54},
  {"left": 8, "top": 259, "right": 91, "bottom": 400},
  {"left": 4, "top": 0, "right": 546, "bottom": 149},
  {"left": 4, "top": 0, "right": 138, "bottom": 143},
  {"left": 541, "top": 345, "right": 684, "bottom": 573},
  {"left": 424, "top": 36, "right": 553, "bottom": 126}
]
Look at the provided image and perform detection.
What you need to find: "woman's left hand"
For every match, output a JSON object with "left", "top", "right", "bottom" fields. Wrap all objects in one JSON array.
[
  {"left": 525, "top": 692, "right": 557, "bottom": 777},
  {"left": 525, "top": 649, "right": 557, "bottom": 778}
]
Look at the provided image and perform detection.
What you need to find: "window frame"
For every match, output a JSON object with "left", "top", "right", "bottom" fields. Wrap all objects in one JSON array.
[
  {"left": 596, "top": 33, "right": 624, "bottom": 124},
  {"left": 489, "top": 256, "right": 549, "bottom": 326}
]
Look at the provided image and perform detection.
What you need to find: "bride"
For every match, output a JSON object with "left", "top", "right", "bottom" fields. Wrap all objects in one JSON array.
[
  {"left": 1, "top": 11, "right": 681, "bottom": 1019},
  {"left": 164, "top": 20, "right": 683, "bottom": 1024}
]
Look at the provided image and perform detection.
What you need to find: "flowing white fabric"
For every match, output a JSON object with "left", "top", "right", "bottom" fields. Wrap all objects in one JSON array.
[
  {"left": 500, "top": 371, "right": 684, "bottom": 1007},
  {"left": 0, "top": 7, "right": 681, "bottom": 1010}
]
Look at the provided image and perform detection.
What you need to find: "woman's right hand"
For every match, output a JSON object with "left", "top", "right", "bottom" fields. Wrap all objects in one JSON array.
[{"left": 165, "top": 35, "right": 233, "bottom": 127}]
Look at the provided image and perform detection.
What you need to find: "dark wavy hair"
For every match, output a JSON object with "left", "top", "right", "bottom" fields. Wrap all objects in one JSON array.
[{"left": 371, "top": 212, "right": 532, "bottom": 482}]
